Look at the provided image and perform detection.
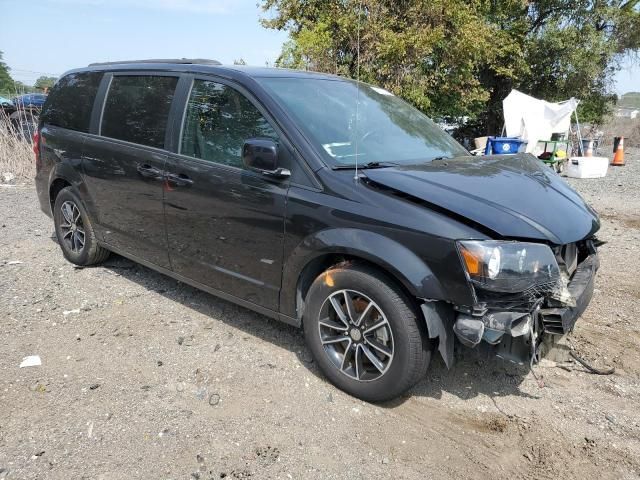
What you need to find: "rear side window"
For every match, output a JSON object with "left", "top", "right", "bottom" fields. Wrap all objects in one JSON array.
[
  {"left": 101, "top": 75, "right": 178, "bottom": 149},
  {"left": 41, "top": 72, "right": 102, "bottom": 133},
  {"left": 180, "top": 79, "right": 278, "bottom": 168}
]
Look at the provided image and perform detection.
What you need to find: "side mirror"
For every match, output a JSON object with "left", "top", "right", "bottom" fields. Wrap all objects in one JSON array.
[{"left": 242, "top": 138, "right": 290, "bottom": 179}]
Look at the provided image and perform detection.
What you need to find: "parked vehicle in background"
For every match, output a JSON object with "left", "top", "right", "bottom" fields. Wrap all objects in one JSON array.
[
  {"left": 34, "top": 60, "right": 601, "bottom": 402},
  {"left": 1, "top": 93, "right": 48, "bottom": 116},
  {"left": 0, "top": 95, "right": 16, "bottom": 118},
  {"left": 12, "top": 93, "right": 47, "bottom": 110},
  {"left": 1, "top": 93, "right": 47, "bottom": 140}
]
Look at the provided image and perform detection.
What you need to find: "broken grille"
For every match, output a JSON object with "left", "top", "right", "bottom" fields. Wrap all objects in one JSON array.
[{"left": 476, "top": 280, "right": 562, "bottom": 311}]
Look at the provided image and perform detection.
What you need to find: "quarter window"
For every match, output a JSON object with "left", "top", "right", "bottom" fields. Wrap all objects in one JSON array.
[
  {"left": 41, "top": 72, "right": 103, "bottom": 133},
  {"left": 180, "top": 79, "right": 278, "bottom": 168},
  {"left": 101, "top": 75, "right": 178, "bottom": 149}
]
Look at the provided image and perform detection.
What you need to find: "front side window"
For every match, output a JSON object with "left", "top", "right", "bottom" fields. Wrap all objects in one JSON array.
[
  {"left": 41, "top": 72, "right": 103, "bottom": 133},
  {"left": 101, "top": 75, "right": 178, "bottom": 149},
  {"left": 180, "top": 79, "right": 278, "bottom": 168}
]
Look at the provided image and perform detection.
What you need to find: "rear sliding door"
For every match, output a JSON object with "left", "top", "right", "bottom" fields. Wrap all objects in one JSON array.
[{"left": 82, "top": 73, "right": 179, "bottom": 268}]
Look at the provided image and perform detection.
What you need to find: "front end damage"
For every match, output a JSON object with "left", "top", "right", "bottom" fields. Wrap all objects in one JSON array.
[{"left": 422, "top": 238, "right": 600, "bottom": 367}]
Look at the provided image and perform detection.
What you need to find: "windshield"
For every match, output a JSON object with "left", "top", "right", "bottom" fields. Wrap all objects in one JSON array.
[{"left": 258, "top": 77, "right": 468, "bottom": 167}]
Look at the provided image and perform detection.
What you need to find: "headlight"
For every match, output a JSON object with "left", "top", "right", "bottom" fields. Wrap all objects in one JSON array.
[{"left": 457, "top": 240, "right": 560, "bottom": 293}]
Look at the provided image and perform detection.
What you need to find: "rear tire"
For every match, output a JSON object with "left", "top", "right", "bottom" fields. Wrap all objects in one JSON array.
[
  {"left": 303, "top": 264, "right": 432, "bottom": 402},
  {"left": 53, "top": 187, "right": 110, "bottom": 266}
]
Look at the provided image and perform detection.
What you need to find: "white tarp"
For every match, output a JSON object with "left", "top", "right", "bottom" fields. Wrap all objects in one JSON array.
[{"left": 503, "top": 90, "right": 578, "bottom": 153}]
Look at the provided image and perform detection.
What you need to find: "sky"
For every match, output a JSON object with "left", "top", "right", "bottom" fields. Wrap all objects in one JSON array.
[
  {"left": 0, "top": 0, "right": 289, "bottom": 84},
  {"left": 0, "top": 0, "right": 638, "bottom": 94},
  {"left": 614, "top": 61, "right": 639, "bottom": 95}
]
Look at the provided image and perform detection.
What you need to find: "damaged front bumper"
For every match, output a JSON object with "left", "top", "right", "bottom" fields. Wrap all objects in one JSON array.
[
  {"left": 422, "top": 252, "right": 599, "bottom": 367},
  {"left": 539, "top": 254, "right": 599, "bottom": 335}
]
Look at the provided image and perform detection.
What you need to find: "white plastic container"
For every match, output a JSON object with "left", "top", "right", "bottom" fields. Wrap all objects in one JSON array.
[{"left": 566, "top": 156, "right": 609, "bottom": 179}]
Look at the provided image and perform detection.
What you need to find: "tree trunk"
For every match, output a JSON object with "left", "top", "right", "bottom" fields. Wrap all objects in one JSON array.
[{"left": 482, "top": 72, "right": 513, "bottom": 136}]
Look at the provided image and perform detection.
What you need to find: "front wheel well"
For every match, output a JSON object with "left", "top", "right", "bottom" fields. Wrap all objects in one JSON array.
[
  {"left": 49, "top": 178, "right": 71, "bottom": 210},
  {"left": 295, "top": 254, "right": 419, "bottom": 324}
]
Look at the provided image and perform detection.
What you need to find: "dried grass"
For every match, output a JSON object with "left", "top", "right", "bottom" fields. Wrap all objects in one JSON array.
[{"left": 0, "top": 109, "right": 36, "bottom": 183}]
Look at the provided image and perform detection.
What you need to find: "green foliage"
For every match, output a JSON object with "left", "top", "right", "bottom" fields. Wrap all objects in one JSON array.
[
  {"left": 0, "top": 52, "right": 53, "bottom": 96},
  {"left": 0, "top": 51, "right": 15, "bottom": 93},
  {"left": 12, "top": 81, "right": 36, "bottom": 94},
  {"left": 260, "top": 0, "right": 640, "bottom": 133},
  {"left": 0, "top": 51, "right": 37, "bottom": 96},
  {"left": 34, "top": 76, "right": 57, "bottom": 91}
]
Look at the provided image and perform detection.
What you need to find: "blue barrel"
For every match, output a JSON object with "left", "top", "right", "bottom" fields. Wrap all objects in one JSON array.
[{"left": 484, "top": 137, "right": 525, "bottom": 155}]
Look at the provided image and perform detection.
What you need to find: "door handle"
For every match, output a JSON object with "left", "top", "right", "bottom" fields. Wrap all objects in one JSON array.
[
  {"left": 165, "top": 172, "right": 194, "bottom": 186},
  {"left": 137, "top": 164, "right": 163, "bottom": 180}
]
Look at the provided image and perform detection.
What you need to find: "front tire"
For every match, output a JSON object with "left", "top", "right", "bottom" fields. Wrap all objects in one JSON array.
[
  {"left": 303, "top": 264, "right": 432, "bottom": 402},
  {"left": 53, "top": 187, "right": 110, "bottom": 266}
]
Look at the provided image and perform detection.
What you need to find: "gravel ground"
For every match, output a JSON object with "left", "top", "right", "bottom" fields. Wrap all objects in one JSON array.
[{"left": 1, "top": 149, "right": 639, "bottom": 479}]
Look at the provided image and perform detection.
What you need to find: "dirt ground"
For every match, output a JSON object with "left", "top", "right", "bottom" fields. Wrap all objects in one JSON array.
[{"left": 1, "top": 150, "right": 639, "bottom": 480}]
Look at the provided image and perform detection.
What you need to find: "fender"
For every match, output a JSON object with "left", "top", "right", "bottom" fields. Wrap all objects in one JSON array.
[{"left": 280, "top": 228, "right": 447, "bottom": 320}]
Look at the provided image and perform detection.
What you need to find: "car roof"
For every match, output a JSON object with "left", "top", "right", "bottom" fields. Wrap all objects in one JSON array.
[
  {"left": 218, "top": 65, "right": 345, "bottom": 80},
  {"left": 64, "top": 59, "right": 348, "bottom": 82}
]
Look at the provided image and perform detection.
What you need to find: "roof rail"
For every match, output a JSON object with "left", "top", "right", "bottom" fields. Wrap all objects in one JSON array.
[{"left": 88, "top": 58, "right": 222, "bottom": 67}]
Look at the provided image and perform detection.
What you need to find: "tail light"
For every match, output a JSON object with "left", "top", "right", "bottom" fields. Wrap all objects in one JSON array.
[{"left": 33, "top": 130, "right": 41, "bottom": 167}]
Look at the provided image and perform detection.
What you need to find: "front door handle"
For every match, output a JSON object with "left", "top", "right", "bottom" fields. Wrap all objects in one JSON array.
[
  {"left": 137, "top": 164, "right": 163, "bottom": 180},
  {"left": 165, "top": 172, "right": 194, "bottom": 186}
]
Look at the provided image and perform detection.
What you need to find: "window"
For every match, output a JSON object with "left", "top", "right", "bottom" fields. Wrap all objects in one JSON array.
[
  {"left": 41, "top": 72, "right": 103, "bottom": 133},
  {"left": 181, "top": 80, "right": 278, "bottom": 168},
  {"left": 257, "top": 77, "right": 468, "bottom": 167},
  {"left": 101, "top": 75, "right": 178, "bottom": 149}
]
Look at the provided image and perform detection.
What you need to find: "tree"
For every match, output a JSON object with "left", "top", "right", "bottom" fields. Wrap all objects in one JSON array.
[
  {"left": 0, "top": 51, "right": 15, "bottom": 93},
  {"left": 260, "top": 0, "right": 640, "bottom": 133},
  {"left": 12, "top": 81, "right": 36, "bottom": 94},
  {"left": 475, "top": 0, "right": 640, "bottom": 130},
  {"left": 34, "top": 75, "right": 57, "bottom": 91},
  {"left": 233, "top": 58, "right": 247, "bottom": 65},
  {"left": 261, "top": 1, "right": 499, "bottom": 118}
]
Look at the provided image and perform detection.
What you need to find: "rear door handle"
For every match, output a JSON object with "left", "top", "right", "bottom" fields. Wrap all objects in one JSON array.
[
  {"left": 165, "top": 172, "right": 194, "bottom": 186},
  {"left": 137, "top": 164, "right": 163, "bottom": 180}
]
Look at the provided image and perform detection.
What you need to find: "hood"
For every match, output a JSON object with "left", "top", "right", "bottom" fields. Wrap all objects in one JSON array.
[{"left": 363, "top": 154, "right": 599, "bottom": 245}]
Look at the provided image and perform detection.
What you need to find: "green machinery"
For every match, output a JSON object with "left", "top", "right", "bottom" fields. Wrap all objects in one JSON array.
[{"left": 536, "top": 139, "right": 570, "bottom": 173}]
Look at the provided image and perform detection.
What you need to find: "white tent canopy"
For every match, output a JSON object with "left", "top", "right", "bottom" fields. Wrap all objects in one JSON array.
[{"left": 502, "top": 90, "right": 579, "bottom": 153}]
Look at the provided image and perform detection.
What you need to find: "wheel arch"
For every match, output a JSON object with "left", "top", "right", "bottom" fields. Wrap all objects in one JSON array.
[
  {"left": 49, "top": 177, "right": 72, "bottom": 210},
  {"left": 280, "top": 228, "right": 446, "bottom": 324},
  {"left": 47, "top": 162, "right": 98, "bottom": 222}
]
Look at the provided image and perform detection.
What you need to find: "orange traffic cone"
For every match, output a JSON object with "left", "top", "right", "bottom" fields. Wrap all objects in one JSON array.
[{"left": 612, "top": 137, "right": 625, "bottom": 166}]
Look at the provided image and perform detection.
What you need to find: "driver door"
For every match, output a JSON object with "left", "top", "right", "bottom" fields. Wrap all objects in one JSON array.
[{"left": 163, "top": 77, "right": 289, "bottom": 311}]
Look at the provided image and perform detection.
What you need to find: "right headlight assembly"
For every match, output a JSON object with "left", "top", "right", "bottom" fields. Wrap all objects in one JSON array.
[{"left": 457, "top": 240, "right": 560, "bottom": 293}]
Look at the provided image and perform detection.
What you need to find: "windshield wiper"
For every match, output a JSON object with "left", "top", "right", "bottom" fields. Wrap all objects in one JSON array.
[{"left": 332, "top": 161, "right": 399, "bottom": 170}]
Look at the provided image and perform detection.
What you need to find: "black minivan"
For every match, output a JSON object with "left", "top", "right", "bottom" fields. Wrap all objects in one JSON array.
[{"left": 35, "top": 59, "right": 600, "bottom": 401}]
